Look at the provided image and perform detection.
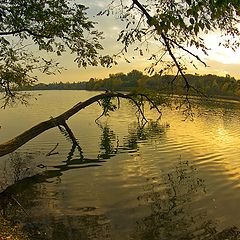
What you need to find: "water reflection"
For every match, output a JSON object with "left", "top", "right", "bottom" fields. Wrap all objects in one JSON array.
[
  {"left": 0, "top": 121, "right": 169, "bottom": 239},
  {"left": 122, "top": 121, "right": 167, "bottom": 152},
  {"left": 1, "top": 119, "right": 240, "bottom": 239},
  {"left": 0, "top": 154, "right": 112, "bottom": 239},
  {"left": 1, "top": 120, "right": 167, "bottom": 194},
  {"left": 20, "top": 214, "right": 112, "bottom": 240},
  {"left": 131, "top": 159, "right": 240, "bottom": 240},
  {"left": 97, "top": 123, "right": 118, "bottom": 159}
]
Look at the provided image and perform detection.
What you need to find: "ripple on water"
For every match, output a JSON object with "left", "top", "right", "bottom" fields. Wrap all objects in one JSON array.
[{"left": 1, "top": 91, "right": 240, "bottom": 238}]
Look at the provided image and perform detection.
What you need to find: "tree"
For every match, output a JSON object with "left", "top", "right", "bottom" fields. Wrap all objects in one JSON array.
[
  {"left": 0, "top": 92, "right": 161, "bottom": 157},
  {"left": 106, "top": 0, "right": 240, "bottom": 87},
  {"left": 0, "top": 0, "right": 113, "bottom": 103},
  {"left": 1, "top": 0, "right": 240, "bottom": 156},
  {"left": 2, "top": 0, "right": 240, "bottom": 98}
]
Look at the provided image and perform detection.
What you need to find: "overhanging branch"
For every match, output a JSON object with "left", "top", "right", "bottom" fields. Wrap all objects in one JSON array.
[
  {"left": 131, "top": 0, "right": 206, "bottom": 90},
  {"left": 0, "top": 92, "right": 161, "bottom": 157},
  {"left": 165, "top": 37, "right": 207, "bottom": 67},
  {"left": 0, "top": 28, "right": 52, "bottom": 38}
]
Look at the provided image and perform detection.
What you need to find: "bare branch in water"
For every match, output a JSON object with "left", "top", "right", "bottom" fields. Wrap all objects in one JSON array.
[{"left": 0, "top": 92, "right": 161, "bottom": 157}]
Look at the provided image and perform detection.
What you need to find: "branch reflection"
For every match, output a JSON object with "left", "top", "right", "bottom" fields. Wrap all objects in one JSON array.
[
  {"left": 0, "top": 120, "right": 167, "bottom": 239},
  {"left": 2, "top": 121, "right": 239, "bottom": 239},
  {"left": 131, "top": 158, "right": 240, "bottom": 240}
]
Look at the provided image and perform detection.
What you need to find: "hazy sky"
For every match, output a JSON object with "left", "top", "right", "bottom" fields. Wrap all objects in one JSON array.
[{"left": 38, "top": 1, "right": 240, "bottom": 83}]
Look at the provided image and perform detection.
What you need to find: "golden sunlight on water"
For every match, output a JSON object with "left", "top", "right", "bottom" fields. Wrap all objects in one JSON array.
[{"left": 1, "top": 90, "right": 240, "bottom": 239}]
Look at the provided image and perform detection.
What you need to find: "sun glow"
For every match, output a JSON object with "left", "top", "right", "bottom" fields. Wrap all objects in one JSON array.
[
  {"left": 215, "top": 127, "right": 230, "bottom": 144},
  {"left": 203, "top": 34, "right": 240, "bottom": 65}
]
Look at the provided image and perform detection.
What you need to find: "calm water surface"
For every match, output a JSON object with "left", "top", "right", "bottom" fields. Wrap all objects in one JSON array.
[{"left": 1, "top": 90, "right": 240, "bottom": 239}]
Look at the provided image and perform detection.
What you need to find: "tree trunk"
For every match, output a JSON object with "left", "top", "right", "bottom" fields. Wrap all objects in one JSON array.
[{"left": 0, "top": 92, "right": 160, "bottom": 157}]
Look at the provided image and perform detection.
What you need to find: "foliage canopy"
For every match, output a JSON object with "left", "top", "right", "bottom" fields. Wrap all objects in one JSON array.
[
  {"left": 106, "top": 0, "right": 240, "bottom": 81},
  {"left": 0, "top": 0, "right": 112, "bottom": 103}
]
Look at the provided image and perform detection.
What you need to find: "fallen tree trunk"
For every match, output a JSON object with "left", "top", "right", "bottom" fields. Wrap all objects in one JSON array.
[{"left": 0, "top": 92, "right": 161, "bottom": 157}]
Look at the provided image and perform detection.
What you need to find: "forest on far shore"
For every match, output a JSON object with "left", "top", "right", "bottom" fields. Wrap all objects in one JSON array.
[{"left": 28, "top": 70, "right": 240, "bottom": 100}]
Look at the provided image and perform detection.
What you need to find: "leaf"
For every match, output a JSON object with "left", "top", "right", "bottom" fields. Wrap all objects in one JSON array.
[
  {"left": 125, "top": 57, "right": 131, "bottom": 63},
  {"left": 187, "top": 9, "right": 192, "bottom": 16},
  {"left": 199, "top": 21, "right": 205, "bottom": 31},
  {"left": 147, "top": 16, "right": 158, "bottom": 27},
  {"left": 194, "top": 24, "right": 199, "bottom": 35},
  {"left": 126, "top": 22, "right": 131, "bottom": 29}
]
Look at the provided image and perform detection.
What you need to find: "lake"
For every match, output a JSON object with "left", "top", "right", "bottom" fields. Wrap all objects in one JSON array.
[{"left": 1, "top": 90, "right": 240, "bottom": 239}]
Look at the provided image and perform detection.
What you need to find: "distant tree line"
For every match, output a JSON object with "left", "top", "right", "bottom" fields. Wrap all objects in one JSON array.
[
  {"left": 18, "top": 70, "right": 240, "bottom": 100},
  {"left": 30, "top": 81, "right": 87, "bottom": 90}
]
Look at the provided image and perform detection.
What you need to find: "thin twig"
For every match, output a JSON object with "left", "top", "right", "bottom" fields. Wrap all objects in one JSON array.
[
  {"left": 138, "top": 93, "right": 162, "bottom": 117},
  {"left": 131, "top": 0, "right": 191, "bottom": 90},
  {"left": 10, "top": 196, "right": 30, "bottom": 216},
  {"left": 165, "top": 37, "right": 207, "bottom": 67},
  {"left": 46, "top": 143, "right": 59, "bottom": 156}
]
